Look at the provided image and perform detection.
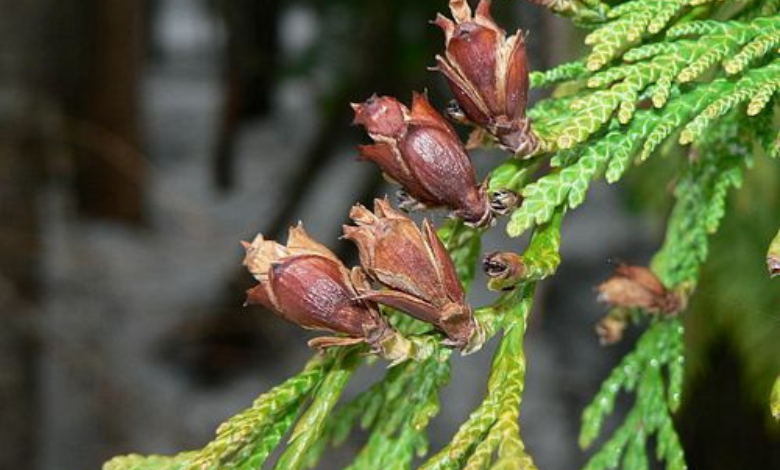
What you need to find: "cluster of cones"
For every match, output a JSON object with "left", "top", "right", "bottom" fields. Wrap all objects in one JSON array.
[
  {"left": 240, "top": 0, "right": 685, "bottom": 360},
  {"left": 241, "top": 0, "right": 535, "bottom": 360}
]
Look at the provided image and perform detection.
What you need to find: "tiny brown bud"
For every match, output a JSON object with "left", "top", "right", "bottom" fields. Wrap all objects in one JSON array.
[
  {"left": 596, "top": 265, "right": 681, "bottom": 315},
  {"left": 352, "top": 92, "right": 492, "bottom": 227},
  {"left": 488, "top": 189, "right": 521, "bottom": 215},
  {"left": 595, "top": 315, "right": 627, "bottom": 346},
  {"left": 434, "top": 0, "right": 538, "bottom": 156},
  {"left": 343, "top": 199, "right": 483, "bottom": 352},
  {"left": 242, "top": 224, "right": 401, "bottom": 355},
  {"left": 482, "top": 251, "right": 525, "bottom": 291}
]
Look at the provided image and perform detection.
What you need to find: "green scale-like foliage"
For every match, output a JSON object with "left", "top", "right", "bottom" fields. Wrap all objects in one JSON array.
[
  {"left": 500, "top": 1, "right": 777, "bottom": 469},
  {"left": 419, "top": 217, "right": 562, "bottom": 470},
  {"left": 416, "top": 285, "right": 540, "bottom": 470},
  {"left": 578, "top": 108, "right": 759, "bottom": 470},
  {"left": 104, "top": 355, "right": 334, "bottom": 470},
  {"left": 580, "top": 320, "right": 686, "bottom": 470},
  {"left": 508, "top": 7, "right": 778, "bottom": 237},
  {"left": 103, "top": 453, "right": 198, "bottom": 470},
  {"left": 103, "top": 1, "right": 779, "bottom": 469}
]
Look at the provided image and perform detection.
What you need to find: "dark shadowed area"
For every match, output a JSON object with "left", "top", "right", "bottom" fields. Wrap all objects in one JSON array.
[{"left": 0, "top": 1, "right": 776, "bottom": 470}]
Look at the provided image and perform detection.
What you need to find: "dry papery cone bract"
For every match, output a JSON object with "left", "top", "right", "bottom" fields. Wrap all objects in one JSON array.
[
  {"left": 434, "top": 0, "right": 538, "bottom": 155},
  {"left": 343, "top": 198, "right": 484, "bottom": 353},
  {"left": 597, "top": 264, "right": 682, "bottom": 315},
  {"left": 352, "top": 92, "right": 493, "bottom": 227},
  {"left": 242, "top": 224, "right": 406, "bottom": 355}
]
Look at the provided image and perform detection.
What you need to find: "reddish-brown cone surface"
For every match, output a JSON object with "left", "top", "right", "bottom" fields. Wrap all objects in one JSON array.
[
  {"left": 352, "top": 93, "right": 492, "bottom": 227},
  {"left": 242, "top": 224, "right": 393, "bottom": 350},
  {"left": 343, "top": 199, "right": 483, "bottom": 351},
  {"left": 434, "top": 0, "right": 538, "bottom": 155},
  {"left": 597, "top": 265, "right": 681, "bottom": 315}
]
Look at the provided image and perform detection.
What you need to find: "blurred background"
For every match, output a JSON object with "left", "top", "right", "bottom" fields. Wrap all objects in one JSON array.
[{"left": 0, "top": 1, "right": 777, "bottom": 469}]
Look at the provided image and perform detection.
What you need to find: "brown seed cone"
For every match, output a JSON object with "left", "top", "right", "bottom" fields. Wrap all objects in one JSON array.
[
  {"left": 434, "top": 0, "right": 538, "bottom": 156},
  {"left": 343, "top": 198, "right": 483, "bottom": 351},
  {"left": 352, "top": 93, "right": 492, "bottom": 227},
  {"left": 242, "top": 224, "right": 395, "bottom": 351},
  {"left": 596, "top": 264, "right": 681, "bottom": 315}
]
